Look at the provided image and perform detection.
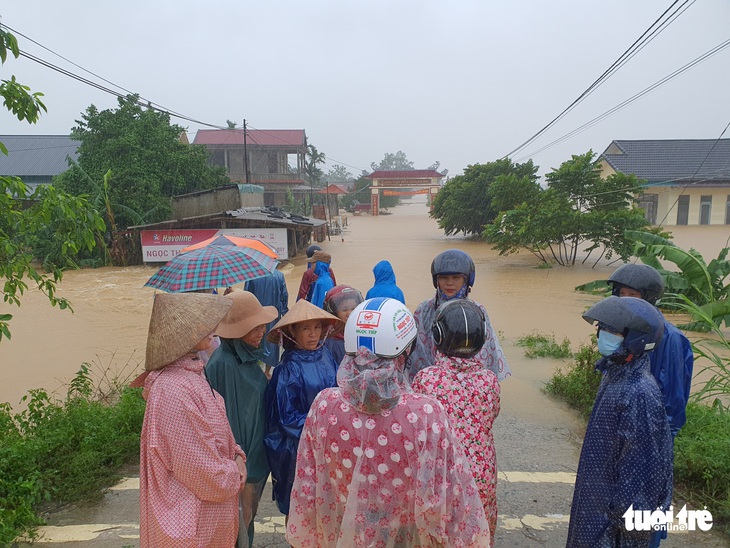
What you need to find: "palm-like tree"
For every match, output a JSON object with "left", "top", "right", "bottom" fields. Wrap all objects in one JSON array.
[{"left": 305, "top": 145, "right": 326, "bottom": 214}]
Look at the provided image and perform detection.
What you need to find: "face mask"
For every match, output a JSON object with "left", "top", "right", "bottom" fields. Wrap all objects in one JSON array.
[{"left": 597, "top": 330, "right": 624, "bottom": 356}]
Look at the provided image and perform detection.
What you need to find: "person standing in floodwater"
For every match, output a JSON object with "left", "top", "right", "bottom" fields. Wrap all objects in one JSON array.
[{"left": 408, "top": 248, "right": 511, "bottom": 381}]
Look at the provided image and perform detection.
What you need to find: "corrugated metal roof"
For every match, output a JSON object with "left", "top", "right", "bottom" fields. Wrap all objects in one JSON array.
[
  {"left": 193, "top": 129, "right": 306, "bottom": 147},
  {"left": 0, "top": 135, "right": 80, "bottom": 176},
  {"left": 599, "top": 139, "right": 730, "bottom": 183},
  {"left": 129, "top": 208, "right": 325, "bottom": 230},
  {"left": 366, "top": 169, "right": 445, "bottom": 179}
]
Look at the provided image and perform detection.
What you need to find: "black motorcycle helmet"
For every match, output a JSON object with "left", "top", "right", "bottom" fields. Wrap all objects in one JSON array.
[
  {"left": 306, "top": 244, "right": 322, "bottom": 259},
  {"left": 583, "top": 296, "right": 664, "bottom": 357},
  {"left": 431, "top": 249, "right": 476, "bottom": 289},
  {"left": 432, "top": 299, "right": 486, "bottom": 359},
  {"left": 607, "top": 264, "right": 665, "bottom": 305}
]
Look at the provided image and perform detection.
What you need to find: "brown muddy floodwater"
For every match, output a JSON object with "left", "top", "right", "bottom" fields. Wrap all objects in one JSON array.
[{"left": 1, "top": 198, "right": 728, "bottom": 415}]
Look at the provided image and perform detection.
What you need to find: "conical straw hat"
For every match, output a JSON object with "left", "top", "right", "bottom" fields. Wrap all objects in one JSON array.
[
  {"left": 266, "top": 299, "right": 340, "bottom": 343},
  {"left": 145, "top": 292, "right": 232, "bottom": 371}
]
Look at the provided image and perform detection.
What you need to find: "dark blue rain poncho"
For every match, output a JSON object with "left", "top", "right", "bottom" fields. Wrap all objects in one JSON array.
[
  {"left": 307, "top": 262, "right": 335, "bottom": 308},
  {"left": 263, "top": 345, "right": 339, "bottom": 515},
  {"left": 366, "top": 260, "right": 406, "bottom": 304},
  {"left": 650, "top": 318, "right": 694, "bottom": 436},
  {"left": 245, "top": 270, "right": 290, "bottom": 369},
  {"left": 567, "top": 353, "right": 673, "bottom": 547}
]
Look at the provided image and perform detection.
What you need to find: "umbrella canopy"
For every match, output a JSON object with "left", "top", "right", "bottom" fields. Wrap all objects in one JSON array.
[
  {"left": 144, "top": 246, "right": 279, "bottom": 293},
  {"left": 180, "top": 234, "right": 278, "bottom": 258}
]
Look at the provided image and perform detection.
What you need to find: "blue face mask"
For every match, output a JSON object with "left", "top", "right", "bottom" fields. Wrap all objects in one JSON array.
[{"left": 597, "top": 330, "right": 624, "bottom": 356}]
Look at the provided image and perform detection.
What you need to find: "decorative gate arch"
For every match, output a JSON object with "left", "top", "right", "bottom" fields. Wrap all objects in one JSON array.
[{"left": 365, "top": 169, "right": 445, "bottom": 216}]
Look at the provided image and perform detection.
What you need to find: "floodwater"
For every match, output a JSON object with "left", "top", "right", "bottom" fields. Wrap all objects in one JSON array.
[{"left": 1, "top": 198, "right": 728, "bottom": 412}]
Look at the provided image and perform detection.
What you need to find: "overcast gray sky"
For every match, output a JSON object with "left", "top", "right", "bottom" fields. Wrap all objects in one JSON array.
[{"left": 1, "top": 1, "right": 728, "bottom": 179}]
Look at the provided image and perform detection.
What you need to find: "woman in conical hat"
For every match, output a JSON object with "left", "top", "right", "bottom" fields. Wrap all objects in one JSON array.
[
  {"left": 136, "top": 292, "right": 248, "bottom": 548},
  {"left": 262, "top": 299, "right": 342, "bottom": 519}
]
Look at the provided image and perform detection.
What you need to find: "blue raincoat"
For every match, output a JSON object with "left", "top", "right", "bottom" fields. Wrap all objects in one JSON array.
[
  {"left": 366, "top": 260, "right": 406, "bottom": 304},
  {"left": 245, "top": 270, "right": 289, "bottom": 369},
  {"left": 307, "top": 262, "right": 335, "bottom": 308},
  {"left": 263, "top": 345, "right": 339, "bottom": 515},
  {"left": 650, "top": 318, "right": 693, "bottom": 436},
  {"left": 567, "top": 354, "right": 673, "bottom": 547}
]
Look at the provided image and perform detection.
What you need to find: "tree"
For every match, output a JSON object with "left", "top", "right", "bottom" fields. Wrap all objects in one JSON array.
[
  {"left": 484, "top": 151, "right": 649, "bottom": 266},
  {"left": 1, "top": 28, "right": 105, "bottom": 341},
  {"left": 324, "top": 164, "right": 354, "bottom": 184},
  {"left": 370, "top": 151, "right": 415, "bottom": 171},
  {"left": 431, "top": 158, "right": 538, "bottom": 236},
  {"left": 55, "top": 94, "right": 229, "bottom": 236},
  {"left": 226, "top": 119, "right": 238, "bottom": 129}
]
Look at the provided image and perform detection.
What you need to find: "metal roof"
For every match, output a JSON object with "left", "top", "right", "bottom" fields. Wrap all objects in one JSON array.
[
  {"left": 599, "top": 139, "right": 730, "bottom": 184},
  {"left": 0, "top": 135, "right": 80, "bottom": 176},
  {"left": 193, "top": 129, "right": 306, "bottom": 147},
  {"left": 129, "top": 208, "right": 325, "bottom": 230}
]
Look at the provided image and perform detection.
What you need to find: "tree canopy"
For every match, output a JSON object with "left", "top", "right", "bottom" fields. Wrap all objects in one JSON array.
[
  {"left": 484, "top": 151, "right": 649, "bottom": 266},
  {"left": 55, "top": 94, "right": 229, "bottom": 232},
  {"left": 431, "top": 158, "right": 539, "bottom": 236},
  {"left": 0, "top": 28, "right": 105, "bottom": 341},
  {"left": 370, "top": 151, "right": 415, "bottom": 171}
]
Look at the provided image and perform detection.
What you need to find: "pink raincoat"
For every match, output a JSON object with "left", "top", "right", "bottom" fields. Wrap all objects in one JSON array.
[
  {"left": 412, "top": 353, "right": 501, "bottom": 546},
  {"left": 286, "top": 348, "right": 491, "bottom": 547},
  {"left": 139, "top": 356, "right": 246, "bottom": 547}
]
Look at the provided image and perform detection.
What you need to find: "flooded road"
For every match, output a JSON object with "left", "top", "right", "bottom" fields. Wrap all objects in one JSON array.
[
  {"left": 1, "top": 198, "right": 727, "bottom": 411},
  {"left": 6, "top": 198, "right": 730, "bottom": 547}
]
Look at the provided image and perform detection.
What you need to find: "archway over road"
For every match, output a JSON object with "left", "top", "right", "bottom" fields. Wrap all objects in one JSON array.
[{"left": 365, "top": 169, "right": 445, "bottom": 216}]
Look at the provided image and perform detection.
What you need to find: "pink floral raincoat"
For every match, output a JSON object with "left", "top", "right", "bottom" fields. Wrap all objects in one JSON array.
[
  {"left": 412, "top": 353, "right": 501, "bottom": 546},
  {"left": 139, "top": 356, "right": 246, "bottom": 547},
  {"left": 286, "top": 348, "right": 491, "bottom": 547}
]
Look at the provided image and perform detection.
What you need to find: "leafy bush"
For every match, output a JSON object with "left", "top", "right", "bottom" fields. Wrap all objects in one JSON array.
[
  {"left": 544, "top": 339, "right": 602, "bottom": 418},
  {"left": 516, "top": 331, "right": 572, "bottom": 359},
  {"left": 674, "top": 403, "right": 730, "bottom": 535},
  {"left": 0, "top": 365, "right": 145, "bottom": 544}
]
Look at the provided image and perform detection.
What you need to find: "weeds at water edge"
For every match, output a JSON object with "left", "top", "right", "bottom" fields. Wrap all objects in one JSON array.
[
  {"left": 0, "top": 359, "right": 145, "bottom": 545},
  {"left": 516, "top": 331, "right": 573, "bottom": 359}
]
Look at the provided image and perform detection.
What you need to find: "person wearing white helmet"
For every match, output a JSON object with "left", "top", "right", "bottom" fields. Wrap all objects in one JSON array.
[{"left": 286, "top": 297, "right": 492, "bottom": 548}]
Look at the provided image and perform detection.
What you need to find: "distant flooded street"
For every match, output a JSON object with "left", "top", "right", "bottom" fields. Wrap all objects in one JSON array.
[{"left": 1, "top": 198, "right": 728, "bottom": 410}]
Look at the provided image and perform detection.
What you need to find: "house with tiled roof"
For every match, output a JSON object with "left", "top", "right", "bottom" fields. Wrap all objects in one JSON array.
[
  {"left": 193, "top": 129, "right": 309, "bottom": 208},
  {"left": 598, "top": 139, "right": 730, "bottom": 226},
  {"left": 0, "top": 135, "right": 79, "bottom": 190}
]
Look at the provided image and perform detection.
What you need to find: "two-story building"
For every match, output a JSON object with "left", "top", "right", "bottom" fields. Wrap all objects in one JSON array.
[{"left": 193, "top": 129, "right": 309, "bottom": 208}]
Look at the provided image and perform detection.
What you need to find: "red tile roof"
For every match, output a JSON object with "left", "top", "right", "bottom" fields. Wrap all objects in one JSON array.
[
  {"left": 366, "top": 169, "right": 444, "bottom": 179},
  {"left": 193, "top": 129, "right": 306, "bottom": 147},
  {"left": 317, "top": 184, "right": 349, "bottom": 195}
]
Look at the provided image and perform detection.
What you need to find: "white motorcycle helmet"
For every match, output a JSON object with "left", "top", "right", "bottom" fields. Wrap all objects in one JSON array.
[{"left": 344, "top": 297, "right": 417, "bottom": 358}]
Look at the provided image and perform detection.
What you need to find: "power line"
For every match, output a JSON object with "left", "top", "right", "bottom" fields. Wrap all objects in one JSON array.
[
  {"left": 515, "top": 36, "right": 730, "bottom": 163},
  {"left": 502, "top": 0, "right": 692, "bottom": 160}
]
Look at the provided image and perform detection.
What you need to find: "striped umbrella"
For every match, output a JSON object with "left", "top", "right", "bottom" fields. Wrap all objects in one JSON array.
[
  {"left": 181, "top": 234, "right": 278, "bottom": 259},
  {"left": 144, "top": 246, "right": 279, "bottom": 293}
]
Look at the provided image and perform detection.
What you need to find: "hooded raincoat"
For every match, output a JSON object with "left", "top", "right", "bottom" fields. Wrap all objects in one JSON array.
[
  {"left": 286, "top": 348, "right": 492, "bottom": 547},
  {"left": 409, "top": 297, "right": 511, "bottom": 381},
  {"left": 244, "top": 270, "right": 289, "bottom": 370},
  {"left": 566, "top": 353, "right": 673, "bottom": 547},
  {"left": 139, "top": 356, "right": 245, "bottom": 548},
  {"left": 307, "top": 262, "right": 335, "bottom": 308},
  {"left": 365, "top": 260, "right": 406, "bottom": 304},
  {"left": 650, "top": 318, "right": 694, "bottom": 436},
  {"left": 205, "top": 338, "right": 270, "bottom": 483},
  {"left": 263, "top": 345, "right": 339, "bottom": 515},
  {"left": 412, "top": 353, "right": 500, "bottom": 546}
]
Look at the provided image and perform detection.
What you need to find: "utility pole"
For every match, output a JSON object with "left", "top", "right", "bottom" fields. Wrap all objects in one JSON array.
[{"left": 243, "top": 119, "right": 250, "bottom": 184}]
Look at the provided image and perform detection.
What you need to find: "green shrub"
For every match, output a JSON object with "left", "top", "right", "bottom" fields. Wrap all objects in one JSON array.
[
  {"left": 516, "top": 331, "right": 573, "bottom": 359},
  {"left": 544, "top": 339, "right": 602, "bottom": 418},
  {"left": 0, "top": 365, "right": 145, "bottom": 544},
  {"left": 674, "top": 403, "right": 730, "bottom": 535}
]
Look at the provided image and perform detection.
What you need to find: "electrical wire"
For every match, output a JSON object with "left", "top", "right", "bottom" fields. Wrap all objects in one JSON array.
[
  {"left": 515, "top": 37, "right": 730, "bottom": 163},
  {"left": 502, "top": 0, "right": 692, "bottom": 160}
]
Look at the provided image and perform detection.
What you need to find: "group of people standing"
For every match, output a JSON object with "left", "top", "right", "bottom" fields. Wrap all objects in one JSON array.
[{"left": 134, "top": 244, "right": 692, "bottom": 548}]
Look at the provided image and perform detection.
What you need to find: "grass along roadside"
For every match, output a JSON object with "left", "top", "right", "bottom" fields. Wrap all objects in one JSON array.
[{"left": 0, "top": 363, "right": 145, "bottom": 545}]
